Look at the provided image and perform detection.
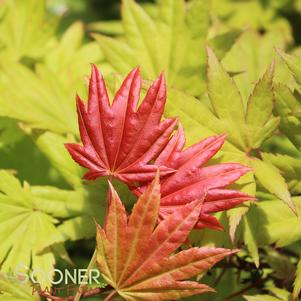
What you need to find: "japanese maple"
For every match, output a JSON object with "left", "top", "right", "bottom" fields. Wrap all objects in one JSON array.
[
  {"left": 96, "top": 174, "right": 237, "bottom": 301},
  {"left": 132, "top": 125, "right": 254, "bottom": 230},
  {"left": 65, "top": 65, "right": 177, "bottom": 183},
  {"left": 66, "top": 66, "right": 253, "bottom": 230}
]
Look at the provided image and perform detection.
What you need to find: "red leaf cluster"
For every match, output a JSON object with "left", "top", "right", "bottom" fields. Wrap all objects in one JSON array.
[
  {"left": 132, "top": 125, "right": 254, "bottom": 230},
  {"left": 66, "top": 66, "right": 253, "bottom": 230}
]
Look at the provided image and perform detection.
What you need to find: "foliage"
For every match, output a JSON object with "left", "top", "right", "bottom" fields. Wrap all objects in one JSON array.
[
  {"left": 93, "top": 0, "right": 240, "bottom": 97},
  {"left": 65, "top": 65, "right": 177, "bottom": 182},
  {"left": 96, "top": 175, "right": 236, "bottom": 300},
  {"left": 0, "top": 0, "right": 300, "bottom": 300}
]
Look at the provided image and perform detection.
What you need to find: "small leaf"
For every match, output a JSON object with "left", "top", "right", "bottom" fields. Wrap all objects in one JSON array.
[
  {"left": 223, "top": 30, "right": 287, "bottom": 101},
  {"left": 262, "top": 152, "right": 301, "bottom": 194},
  {"left": 88, "top": 20, "right": 124, "bottom": 35},
  {"left": 92, "top": 34, "right": 136, "bottom": 75},
  {"left": 0, "top": 62, "right": 78, "bottom": 134}
]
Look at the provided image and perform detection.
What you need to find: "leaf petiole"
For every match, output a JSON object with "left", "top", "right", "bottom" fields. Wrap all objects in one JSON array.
[{"left": 73, "top": 249, "right": 97, "bottom": 301}]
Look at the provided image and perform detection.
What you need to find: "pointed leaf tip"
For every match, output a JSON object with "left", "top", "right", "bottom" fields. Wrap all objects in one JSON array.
[
  {"left": 108, "top": 180, "right": 118, "bottom": 197},
  {"left": 91, "top": 63, "right": 101, "bottom": 76}
]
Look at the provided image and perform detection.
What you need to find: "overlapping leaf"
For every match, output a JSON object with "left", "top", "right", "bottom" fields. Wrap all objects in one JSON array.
[
  {"left": 96, "top": 174, "right": 237, "bottom": 301},
  {"left": 132, "top": 125, "right": 253, "bottom": 230},
  {"left": 66, "top": 65, "right": 177, "bottom": 183}
]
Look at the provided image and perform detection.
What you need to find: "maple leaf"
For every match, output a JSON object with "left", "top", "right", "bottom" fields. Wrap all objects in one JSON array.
[
  {"left": 96, "top": 174, "right": 237, "bottom": 301},
  {"left": 132, "top": 125, "right": 254, "bottom": 230},
  {"left": 65, "top": 65, "right": 177, "bottom": 183}
]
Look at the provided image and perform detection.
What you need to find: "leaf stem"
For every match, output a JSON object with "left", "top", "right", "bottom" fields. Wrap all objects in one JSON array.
[
  {"left": 73, "top": 178, "right": 114, "bottom": 301},
  {"left": 73, "top": 249, "right": 97, "bottom": 301},
  {"left": 104, "top": 290, "right": 117, "bottom": 301}
]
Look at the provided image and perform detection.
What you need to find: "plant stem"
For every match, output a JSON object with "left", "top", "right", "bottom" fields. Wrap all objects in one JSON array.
[
  {"left": 73, "top": 249, "right": 97, "bottom": 301},
  {"left": 104, "top": 290, "right": 117, "bottom": 301},
  {"left": 73, "top": 177, "right": 113, "bottom": 301}
]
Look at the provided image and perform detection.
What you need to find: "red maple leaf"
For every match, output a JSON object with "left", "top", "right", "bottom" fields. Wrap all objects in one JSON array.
[
  {"left": 65, "top": 65, "right": 177, "bottom": 183},
  {"left": 132, "top": 125, "right": 254, "bottom": 230},
  {"left": 96, "top": 174, "right": 237, "bottom": 301}
]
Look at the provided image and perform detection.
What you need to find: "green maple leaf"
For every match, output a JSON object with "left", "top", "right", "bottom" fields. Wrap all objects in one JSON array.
[
  {"left": 93, "top": 0, "right": 240, "bottom": 96},
  {"left": 0, "top": 170, "right": 58, "bottom": 288},
  {"left": 0, "top": 167, "right": 105, "bottom": 288},
  {"left": 164, "top": 47, "right": 292, "bottom": 212},
  {"left": 158, "top": 47, "right": 295, "bottom": 264}
]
